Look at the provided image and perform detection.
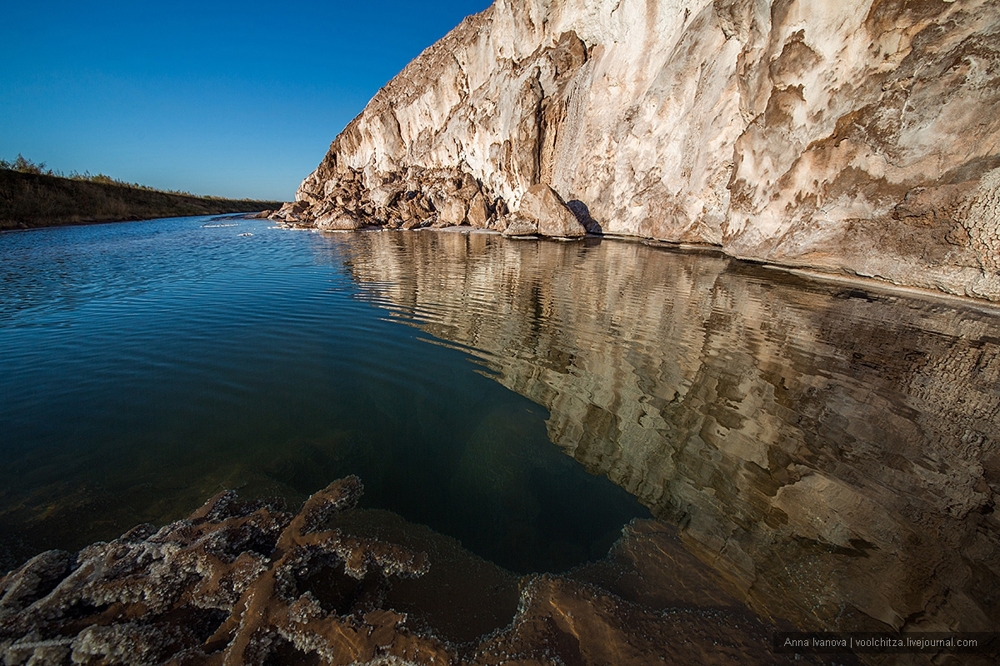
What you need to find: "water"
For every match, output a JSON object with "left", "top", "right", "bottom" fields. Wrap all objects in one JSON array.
[
  {"left": 339, "top": 231, "right": 1000, "bottom": 636},
  {"left": 1, "top": 217, "right": 998, "bottom": 638},
  {"left": 0, "top": 216, "right": 645, "bottom": 574}
]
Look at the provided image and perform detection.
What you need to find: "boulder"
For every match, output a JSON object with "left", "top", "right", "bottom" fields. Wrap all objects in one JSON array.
[
  {"left": 455, "top": 173, "right": 481, "bottom": 201},
  {"left": 369, "top": 184, "right": 404, "bottom": 209},
  {"left": 315, "top": 209, "right": 363, "bottom": 230},
  {"left": 434, "top": 194, "right": 468, "bottom": 227},
  {"left": 501, "top": 217, "right": 539, "bottom": 237},
  {"left": 467, "top": 192, "right": 491, "bottom": 228},
  {"left": 274, "top": 200, "right": 311, "bottom": 223},
  {"left": 399, "top": 195, "right": 434, "bottom": 225},
  {"left": 517, "top": 184, "right": 586, "bottom": 238}
]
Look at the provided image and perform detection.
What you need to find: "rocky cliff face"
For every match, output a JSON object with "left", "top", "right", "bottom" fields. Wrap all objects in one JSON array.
[{"left": 276, "top": 0, "right": 1000, "bottom": 300}]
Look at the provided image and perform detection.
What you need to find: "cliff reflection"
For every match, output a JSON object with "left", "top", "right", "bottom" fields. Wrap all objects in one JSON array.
[{"left": 332, "top": 230, "right": 1000, "bottom": 637}]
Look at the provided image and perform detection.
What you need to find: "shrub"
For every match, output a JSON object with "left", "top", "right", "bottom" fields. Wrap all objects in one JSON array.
[{"left": 10, "top": 154, "right": 51, "bottom": 175}]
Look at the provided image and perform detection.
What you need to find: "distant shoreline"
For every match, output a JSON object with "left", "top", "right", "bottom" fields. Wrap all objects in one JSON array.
[
  {"left": 1, "top": 169, "right": 284, "bottom": 230},
  {"left": 0, "top": 210, "right": 265, "bottom": 234}
]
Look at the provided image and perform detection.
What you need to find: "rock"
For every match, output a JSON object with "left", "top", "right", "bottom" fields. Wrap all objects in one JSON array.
[
  {"left": 368, "top": 183, "right": 403, "bottom": 209},
  {"left": 467, "top": 192, "right": 490, "bottom": 229},
  {"left": 0, "top": 550, "right": 74, "bottom": 621},
  {"left": 0, "top": 478, "right": 453, "bottom": 666},
  {"left": 0, "top": 477, "right": 814, "bottom": 666},
  {"left": 315, "top": 209, "right": 363, "bottom": 230},
  {"left": 271, "top": 200, "right": 312, "bottom": 224},
  {"left": 500, "top": 217, "right": 538, "bottom": 237},
  {"left": 432, "top": 193, "right": 467, "bottom": 227},
  {"left": 398, "top": 192, "right": 434, "bottom": 226},
  {"left": 517, "top": 184, "right": 586, "bottom": 238},
  {"left": 283, "top": 0, "right": 1000, "bottom": 301}
]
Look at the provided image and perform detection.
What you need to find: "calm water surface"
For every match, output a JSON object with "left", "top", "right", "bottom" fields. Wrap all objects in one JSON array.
[
  {"left": 1, "top": 216, "right": 998, "bottom": 638},
  {"left": 0, "top": 216, "right": 644, "bottom": 574}
]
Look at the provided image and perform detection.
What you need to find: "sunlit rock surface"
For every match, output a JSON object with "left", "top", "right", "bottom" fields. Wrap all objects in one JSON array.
[
  {"left": 274, "top": 0, "right": 1000, "bottom": 301},
  {"left": 339, "top": 231, "right": 1000, "bottom": 648},
  {"left": 0, "top": 478, "right": 811, "bottom": 666}
]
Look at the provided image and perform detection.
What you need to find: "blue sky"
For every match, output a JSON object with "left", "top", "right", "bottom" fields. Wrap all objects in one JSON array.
[{"left": 1, "top": 1, "right": 492, "bottom": 201}]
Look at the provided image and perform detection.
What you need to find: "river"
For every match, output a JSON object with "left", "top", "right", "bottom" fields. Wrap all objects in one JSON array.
[{"left": 1, "top": 215, "right": 997, "bottom": 659}]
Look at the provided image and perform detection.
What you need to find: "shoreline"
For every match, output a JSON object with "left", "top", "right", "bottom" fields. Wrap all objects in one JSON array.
[
  {"left": 0, "top": 168, "right": 283, "bottom": 231},
  {"left": 0, "top": 210, "right": 267, "bottom": 234},
  {"left": 762, "top": 264, "right": 1000, "bottom": 316},
  {"left": 0, "top": 213, "right": 281, "bottom": 232},
  {"left": 297, "top": 223, "right": 1000, "bottom": 312},
  {"left": 0, "top": 479, "right": 806, "bottom": 666}
]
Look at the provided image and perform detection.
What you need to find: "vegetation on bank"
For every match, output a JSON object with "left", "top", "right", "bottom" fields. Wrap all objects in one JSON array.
[{"left": 0, "top": 155, "right": 285, "bottom": 229}]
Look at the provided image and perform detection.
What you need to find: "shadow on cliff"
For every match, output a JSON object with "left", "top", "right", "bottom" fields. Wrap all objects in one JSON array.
[{"left": 567, "top": 199, "right": 602, "bottom": 235}]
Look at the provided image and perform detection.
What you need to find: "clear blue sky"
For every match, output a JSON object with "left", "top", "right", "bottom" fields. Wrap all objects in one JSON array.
[{"left": 1, "top": 1, "right": 492, "bottom": 201}]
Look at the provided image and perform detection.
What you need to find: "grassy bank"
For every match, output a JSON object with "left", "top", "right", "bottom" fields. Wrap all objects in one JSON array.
[{"left": 0, "top": 169, "right": 284, "bottom": 230}]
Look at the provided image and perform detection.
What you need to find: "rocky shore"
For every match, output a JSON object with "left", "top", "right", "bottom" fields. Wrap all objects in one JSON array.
[
  {"left": 0, "top": 478, "right": 820, "bottom": 666},
  {"left": 273, "top": 169, "right": 591, "bottom": 241}
]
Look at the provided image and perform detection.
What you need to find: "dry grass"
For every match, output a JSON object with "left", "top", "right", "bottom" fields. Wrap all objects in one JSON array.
[{"left": 0, "top": 170, "right": 285, "bottom": 230}]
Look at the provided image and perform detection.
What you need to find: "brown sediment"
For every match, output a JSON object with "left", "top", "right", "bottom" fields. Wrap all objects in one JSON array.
[{"left": 0, "top": 478, "right": 821, "bottom": 666}]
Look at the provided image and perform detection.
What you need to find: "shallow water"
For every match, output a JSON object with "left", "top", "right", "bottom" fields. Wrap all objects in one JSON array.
[{"left": 1, "top": 218, "right": 998, "bottom": 640}]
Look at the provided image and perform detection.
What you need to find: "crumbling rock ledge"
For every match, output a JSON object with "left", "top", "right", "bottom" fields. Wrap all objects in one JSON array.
[
  {"left": 1, "top": 478, "right": 820, "bottom": 666},
  {"left": 273, "top": 0, "right": 1000, "bottom": 301}
]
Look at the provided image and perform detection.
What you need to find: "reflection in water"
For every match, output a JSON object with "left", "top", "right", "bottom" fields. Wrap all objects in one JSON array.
[{"left": 337, "top": 230, "right": 1000, "bottom": 636}]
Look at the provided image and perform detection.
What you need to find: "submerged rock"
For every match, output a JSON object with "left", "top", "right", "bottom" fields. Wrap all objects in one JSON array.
[
  {"left": 273, "top": 0, "right": 1000, "bottom": 301},
  {"left": 0, "top": 477, "right": 818, "bottom": 666},
  {"left": 0, "top": 478, "right": 449, "bottom": 666},
  {"left": 315, "top": 209, "right": 364, "bottom": 231}
]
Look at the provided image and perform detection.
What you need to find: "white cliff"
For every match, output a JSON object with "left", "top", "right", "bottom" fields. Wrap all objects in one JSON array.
[{"left": 277, "top": 0, "right": 1000, "bottom": 301}]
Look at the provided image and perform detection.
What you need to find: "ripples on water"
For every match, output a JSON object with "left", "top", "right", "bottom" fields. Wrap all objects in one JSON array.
[
  {"left": 0, "top": 217, "right": 646, "bottom": 576},
  {"left": 1, "top": 218, "right": 998, "bottom": 640}
]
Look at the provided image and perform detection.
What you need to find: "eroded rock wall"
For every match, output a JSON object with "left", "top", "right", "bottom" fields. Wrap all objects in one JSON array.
[{"left": 278, "top": 0, "right": 1000, "bottom": 300}]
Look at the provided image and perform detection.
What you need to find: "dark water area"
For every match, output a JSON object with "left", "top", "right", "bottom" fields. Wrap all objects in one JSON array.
[
  {"left": 2, "top": 217, "right": 999, "bottom": 650},
  {"left": 0, "top": 216, "right": 645, "bottom": 575}
]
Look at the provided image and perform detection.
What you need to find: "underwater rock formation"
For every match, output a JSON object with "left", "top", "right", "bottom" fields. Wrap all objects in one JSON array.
[
  {"left": 0, "top": 476, "right": 819, "bottom": 666},
  {"left": 274, "top": 0, "right": 1000, "bottom": 301},
  {"left": 0, "top": 478, "right": 449, "bottom": 666}
]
